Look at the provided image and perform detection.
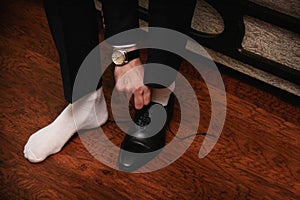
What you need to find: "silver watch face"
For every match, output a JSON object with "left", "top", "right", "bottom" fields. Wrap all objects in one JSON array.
[{"left": 112, "top": 50, "right": 126, "bottom": 65}]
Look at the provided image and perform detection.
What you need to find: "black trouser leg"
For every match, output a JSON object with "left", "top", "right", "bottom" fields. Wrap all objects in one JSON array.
[
  {"left": 145, "top": 0, "right": 197, "bottom": 88},
  {"left": 43, "top": 0, "right": 100, "bottom": 103},
  {"left": 101, "top": 0, "right": 139, "bottom": 44}
]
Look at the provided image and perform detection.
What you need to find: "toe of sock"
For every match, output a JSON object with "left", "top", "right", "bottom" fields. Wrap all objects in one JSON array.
[{"left": 24, "top": 147, "right": 44, "bottom": 163}]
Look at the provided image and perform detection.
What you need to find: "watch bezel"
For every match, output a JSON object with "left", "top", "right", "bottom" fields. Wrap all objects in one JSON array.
[{"left": 112, "top": 49, "right": 128, "bottom": 66}]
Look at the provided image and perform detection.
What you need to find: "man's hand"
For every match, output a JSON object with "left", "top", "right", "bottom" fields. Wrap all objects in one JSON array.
[{"left": 114, "top": 58, "right": 151, "bottom": 110}]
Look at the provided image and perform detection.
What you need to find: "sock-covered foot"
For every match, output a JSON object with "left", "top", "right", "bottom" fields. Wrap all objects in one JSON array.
[
  {"left": 151, "top": 82, "right": 175, "bottom": 106},
  {"left": 24, "top": 88, "right": 108, "bottom": 163}
]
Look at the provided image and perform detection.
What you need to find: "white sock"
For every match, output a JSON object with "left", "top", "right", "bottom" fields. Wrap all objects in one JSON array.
[
  {"left": 151, "top": 82, "right": 175, "bottom": 106},
  {"left": 24, "top": 88, "right": 108, "bottom": 163}
]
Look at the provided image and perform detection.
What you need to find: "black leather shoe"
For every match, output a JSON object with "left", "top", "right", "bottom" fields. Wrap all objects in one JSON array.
[{"left": 118, "top": 94, "right": 174, "bottom": 172}]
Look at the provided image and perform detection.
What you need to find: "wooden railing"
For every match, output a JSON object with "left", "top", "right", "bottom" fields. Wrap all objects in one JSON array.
[{"left": 138, "top": 0, "right": 300, "bottom": 85}]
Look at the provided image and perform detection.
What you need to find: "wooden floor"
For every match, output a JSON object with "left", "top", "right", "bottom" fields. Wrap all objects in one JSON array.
[{"left": 1, "top": 0, "right": 299, "bottom": 199}]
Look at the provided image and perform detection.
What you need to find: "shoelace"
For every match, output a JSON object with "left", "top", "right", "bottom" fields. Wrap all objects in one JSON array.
[
  {"left": 135, "top": 106, "right": 151, "bottom": 127},
  {"left": 107, "top": 102, "right": 209, "bottom": 140}
]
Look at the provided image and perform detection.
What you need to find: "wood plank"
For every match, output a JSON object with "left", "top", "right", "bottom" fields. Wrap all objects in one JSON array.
[{"left": 0, "top": 0, "right": 299, "bottom": 199}]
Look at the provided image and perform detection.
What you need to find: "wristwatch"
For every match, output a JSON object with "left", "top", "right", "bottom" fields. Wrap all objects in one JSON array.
[{"left": 111, "top": 49, "right": 140, "bottom": 66}]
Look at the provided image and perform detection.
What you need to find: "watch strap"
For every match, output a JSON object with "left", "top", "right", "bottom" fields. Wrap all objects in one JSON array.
[{"left": 126, "top": 49, "right": 140, "bottom": 62}]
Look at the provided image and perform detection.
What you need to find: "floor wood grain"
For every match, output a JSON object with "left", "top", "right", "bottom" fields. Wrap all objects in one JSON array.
[{"left": 0, "top": 0, "right": 299, "bottom": 199}]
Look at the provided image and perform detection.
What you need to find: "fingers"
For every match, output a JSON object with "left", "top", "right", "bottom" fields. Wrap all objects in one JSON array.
[
  {"left": 134, "top": 87, "right": 144, "bottom": 110},
  {"left": 142, "top": 86, "right": 151, "bottom": 106},
  {"left": 114, "top": 59, "right": 152, "bottom": 110},
  {"left": 133, "top": 86, "right": 151, "bottom": 110}
]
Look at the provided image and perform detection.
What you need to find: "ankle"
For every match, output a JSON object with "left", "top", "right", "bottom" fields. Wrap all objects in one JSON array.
[
  {"left": 72, "top": 88, "right": 108, "bottom": 130},
  {"left": 151, "top": 82, "right": 175, "bottom": 106}
]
